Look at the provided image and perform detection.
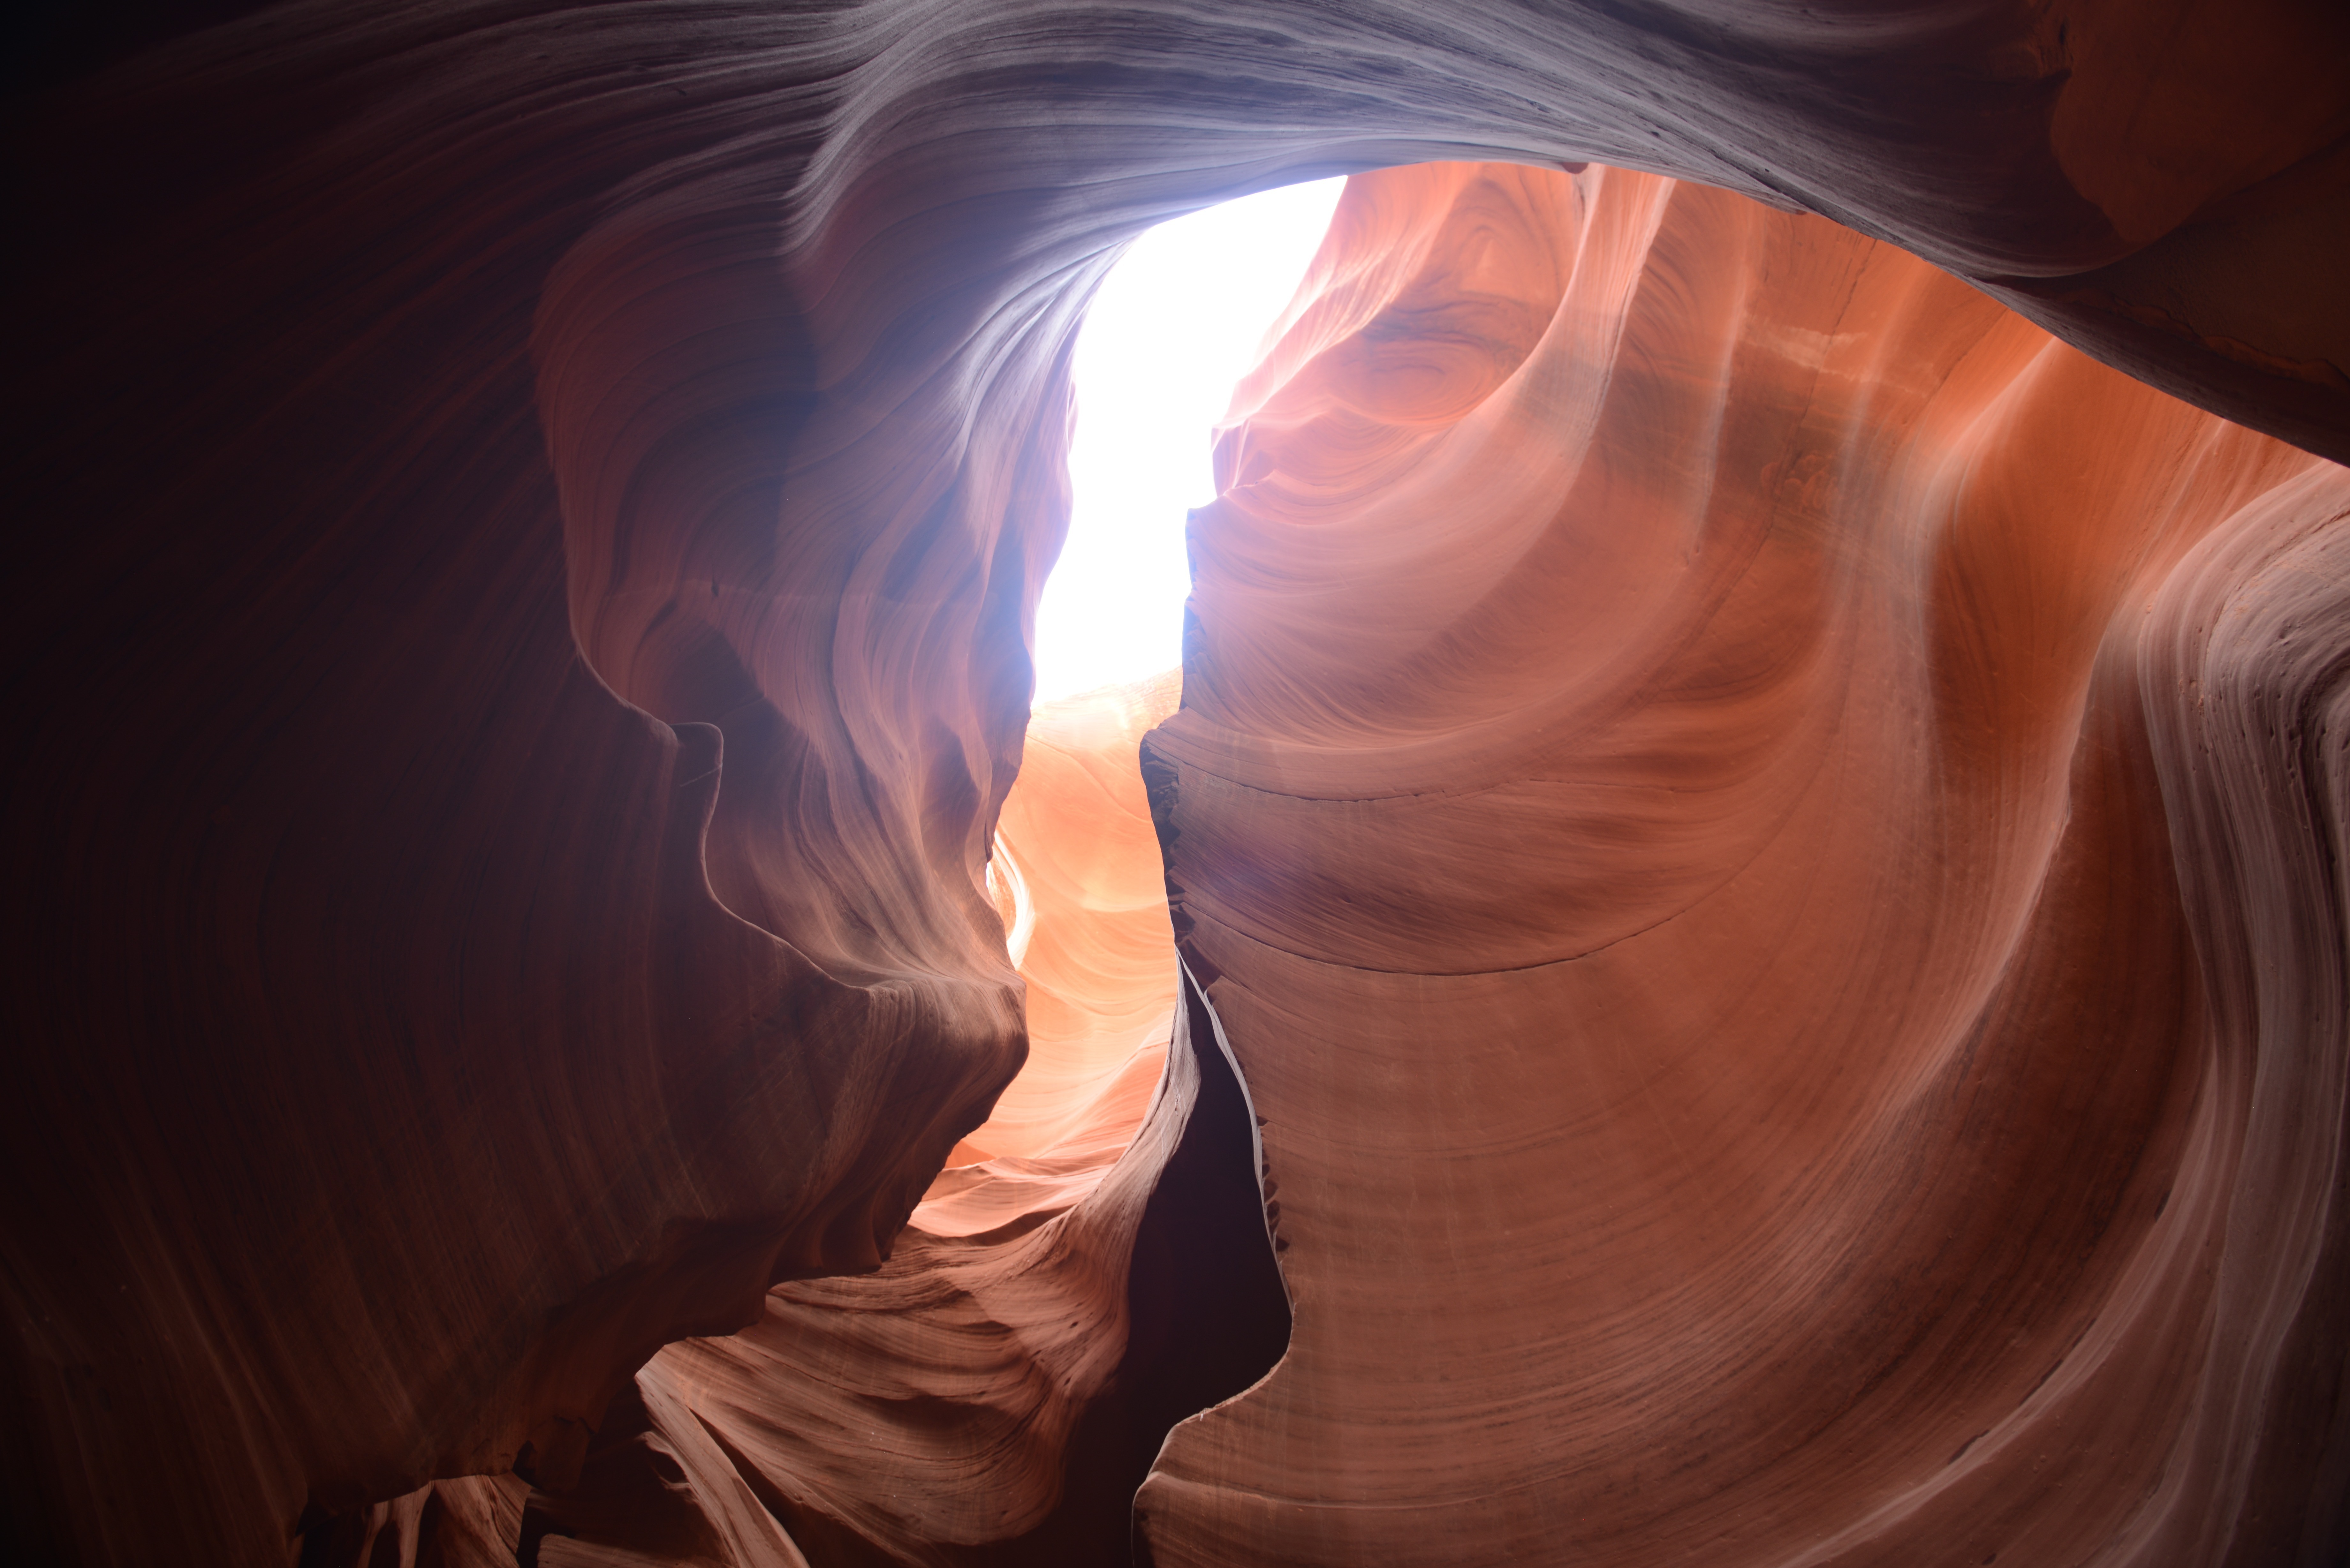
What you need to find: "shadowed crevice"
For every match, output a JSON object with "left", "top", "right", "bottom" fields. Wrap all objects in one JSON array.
[{"left": 774, "top": 961, "right": 1289, "bottom": 1568}]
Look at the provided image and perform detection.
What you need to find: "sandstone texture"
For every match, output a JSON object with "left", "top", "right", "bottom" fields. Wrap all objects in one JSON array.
[
  {"left": 1145, "top": 158, "right": 2350, "bottom": 1568},
  {"left": 4, "top": 4, "right": 2346, "bottom": 1565}
]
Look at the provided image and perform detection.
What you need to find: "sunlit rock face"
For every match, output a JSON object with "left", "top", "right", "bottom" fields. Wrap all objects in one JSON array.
[
  {"left": 1141, "top": 160, "right": 2350, "bottom": 1567},
  {"left": 4, "top": 2, "right": 2346, "bottom": 1564},
  {"left": 949, "top": 673, "right": 1184, "bottom": 1180}
]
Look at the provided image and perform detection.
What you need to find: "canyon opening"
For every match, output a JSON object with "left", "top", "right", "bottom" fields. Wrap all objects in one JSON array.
[{"left": 1032, "top": 176, "right": 1343, "bottom": 703}]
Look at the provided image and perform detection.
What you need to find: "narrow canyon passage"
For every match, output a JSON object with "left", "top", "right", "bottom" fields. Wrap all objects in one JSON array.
[
  {"left": 545, "top": 189, "right": 1353, "bottom": 1565},
  {"left": 336, "top": 160, "right": 2350, "bottom": 1568},
  {"left": 8, "top": 6, "right": 2349, "bottom": 1566}
]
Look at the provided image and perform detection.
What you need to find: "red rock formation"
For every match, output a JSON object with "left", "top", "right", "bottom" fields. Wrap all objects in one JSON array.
[
  {"left": 3, "top": 4, "right": 2345, "bottom": 1564},
  {"left": 946, "top": 674, "right": 1182, "bottom": 1179},
  {"left": 517, "top": 676, "right": 1286, "bottom": 1568},
  {"left": 618, "top": 678, "right": 1186, "bottom": 1558},
  {"left": 1141, "top": 160, "right": 2350, "bottom": 1567}
]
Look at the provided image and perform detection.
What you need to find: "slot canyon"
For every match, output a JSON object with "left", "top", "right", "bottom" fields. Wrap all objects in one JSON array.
[{"left": 6, "top": 4, "right": 2349, "bottom": 1565}]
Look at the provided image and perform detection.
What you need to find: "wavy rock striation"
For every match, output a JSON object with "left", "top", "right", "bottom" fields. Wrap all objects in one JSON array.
[
  {"left": 1142, "top": 160, "right": 2350, "bottom": 1568},
  {"left": 518, "top": 678, "right": 1285, "bottom": 1568},
  {"left": 945, "top": 674, "right": 1184, "bottom": 1181},
  {"left": 3, "top": 3, "right": 2346, "bottom": 1564}
]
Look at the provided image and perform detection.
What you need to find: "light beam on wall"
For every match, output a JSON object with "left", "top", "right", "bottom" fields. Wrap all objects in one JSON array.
[{"left": 1031, "top": 177, "right": 1346, "bottom": 704}]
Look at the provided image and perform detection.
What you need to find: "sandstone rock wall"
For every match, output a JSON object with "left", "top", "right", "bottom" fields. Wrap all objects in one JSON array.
[
  {"left": 5, "top": 4, "right": 2346, "bottom": 1563},
  {"left": 501, "top": 157, "right": 2350, "bottom": 1568},
  {"left": 1142, "top": 158, "right": 2350, "bottom": 1568}
]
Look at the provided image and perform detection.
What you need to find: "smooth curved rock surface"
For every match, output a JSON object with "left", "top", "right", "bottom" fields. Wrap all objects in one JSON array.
[
  {"left": 1141, "top": 160, "right": 2350, "bottom": 1568},
  {"left": 943, "top": 672, "right": 1182, "bottom": 1176},
  {"left": 4, "top": 3, "right": 2346, "bottom": 1564}
]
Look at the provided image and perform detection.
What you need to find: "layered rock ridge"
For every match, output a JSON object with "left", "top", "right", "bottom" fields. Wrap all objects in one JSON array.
[{"left": 1140, "top": 161, "right": 2350, "bottom": 1567}]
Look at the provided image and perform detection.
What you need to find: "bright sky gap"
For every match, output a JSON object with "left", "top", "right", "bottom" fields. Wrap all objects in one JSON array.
[{"left": 1030, "top": 177, "right": 1346, "bottom": 704}]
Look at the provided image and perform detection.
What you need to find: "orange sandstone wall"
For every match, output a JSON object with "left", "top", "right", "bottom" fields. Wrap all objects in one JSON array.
[
  {"left": 398, "top": 163, "right": 2350, "bottom": 1568},
  {"left": 954, "top": 673, "right": 1184, "bottom": 1175},
  {"left": 1140, "top": 161, "right": 2350, "bottom": 1568},
  {"left": 4, "top": 3, "right": 2347, "bottom": 1563}
]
